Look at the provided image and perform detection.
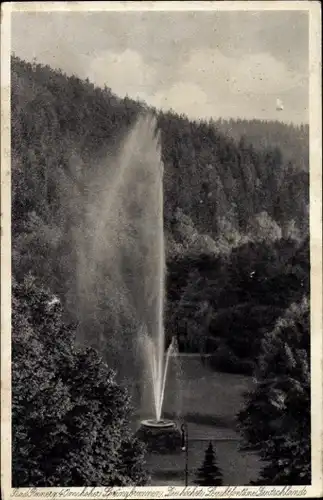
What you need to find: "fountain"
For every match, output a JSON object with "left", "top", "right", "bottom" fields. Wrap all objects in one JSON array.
[
  {"left": 137, "top": 334, "right": 182, "bottom": 454},
  {"left": 139, "top": 331, "right": 178, "bottom": 423},
  {"left": 68, "top": 112, "right": 181, "bottom": 443}
]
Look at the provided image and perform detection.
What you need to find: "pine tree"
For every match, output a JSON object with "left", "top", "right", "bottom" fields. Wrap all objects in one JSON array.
[{"left": 194, "top": 442, "right": 223, "bottom": 486}]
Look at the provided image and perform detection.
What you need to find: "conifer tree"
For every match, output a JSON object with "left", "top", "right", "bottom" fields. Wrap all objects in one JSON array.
[{"left": 194, "top": 442, "right": 223, "bottom": 486}]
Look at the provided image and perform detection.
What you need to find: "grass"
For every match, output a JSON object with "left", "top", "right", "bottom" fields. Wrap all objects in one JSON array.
[
  {"left": 148, "top": 441, "right": 261, "bottom": 486},
  {"left": 162, "top": 355, "right": 255, "bottom": 427},
  {"left": 163, "top": 412, "right": 234, "bottom": 428}
]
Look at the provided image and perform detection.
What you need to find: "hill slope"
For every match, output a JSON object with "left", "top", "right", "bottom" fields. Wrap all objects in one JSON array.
[
  {"left": 11, "top": 56, "right": 309, "bottom": 372},
  {"left": 12, "top": 56, "right": 309, "bottom": 246}
]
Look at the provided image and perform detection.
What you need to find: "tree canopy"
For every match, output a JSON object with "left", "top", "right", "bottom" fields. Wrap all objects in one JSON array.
[
  {"left": 166, "top": 237, "right": 309, "bottom": 373},
  {"left": 238, "top": 297, "right": 310, "bottom": 485},
  {"left": 11, "top": 57, "right": 309, "bottom": 376},
  {"left": 12, "top": 275, "right": 148, "bottom": 487}
]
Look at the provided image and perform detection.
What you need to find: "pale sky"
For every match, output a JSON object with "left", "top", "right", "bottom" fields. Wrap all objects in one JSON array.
[{"left": 11, "top": 9, "right": 309, "bottom": 124}]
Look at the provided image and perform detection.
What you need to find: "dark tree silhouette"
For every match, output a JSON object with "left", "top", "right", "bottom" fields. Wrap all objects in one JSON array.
[{"left": 194, "top": 442, "right": 223, "bottom": 486}]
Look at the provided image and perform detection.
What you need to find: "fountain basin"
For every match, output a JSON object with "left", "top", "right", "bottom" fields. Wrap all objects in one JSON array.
[
  {"left": 141, "top": 419, "right": 176, "bottom": 429},
  {"left": 136, "top": 419, "right": 182, "bottom": 455}
]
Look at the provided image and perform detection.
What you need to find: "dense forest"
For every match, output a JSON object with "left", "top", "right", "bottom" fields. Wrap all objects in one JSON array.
[
  {"left": 213, "top": 117, "right": 309, "bottom": 173},
  {"left": 11, "top": 56, "right": 310, "bottom": 486},
  {"left": 12, "top": 55, "right": 309, "bottom": 368},
  {"left": 12, "top": 56, "right": 309, "bottom": 248}
]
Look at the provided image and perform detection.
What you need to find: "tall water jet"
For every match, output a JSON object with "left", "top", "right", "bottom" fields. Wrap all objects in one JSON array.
[
  {"left": 140, "top": 333, "right": 177, "bottom": 421},
  {"left": 65, "top": 112, "right": 175, "bottom": 422}
]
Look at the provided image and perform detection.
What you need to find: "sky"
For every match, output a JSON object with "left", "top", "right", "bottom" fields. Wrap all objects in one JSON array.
[{"left": 11, "top": 8, "right": 309, "bottom": 124}]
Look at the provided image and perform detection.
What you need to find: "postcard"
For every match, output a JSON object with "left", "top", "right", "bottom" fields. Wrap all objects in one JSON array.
[{"left": 1, "top": 2, "right": 322, "bottom": 499}]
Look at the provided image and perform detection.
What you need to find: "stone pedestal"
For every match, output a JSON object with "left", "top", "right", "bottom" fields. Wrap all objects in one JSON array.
[{"left": 136, "top": 419, "right": 182, "bottom": 454}]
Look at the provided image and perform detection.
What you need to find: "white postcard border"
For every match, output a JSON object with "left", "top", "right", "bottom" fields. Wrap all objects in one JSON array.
[{"left": 1, "top": 2, "right": 322, "bottom": 499}]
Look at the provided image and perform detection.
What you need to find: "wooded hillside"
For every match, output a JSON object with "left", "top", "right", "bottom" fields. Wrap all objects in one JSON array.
[{"left": 11, "top": 56, "right": 309, "bottom": 371}]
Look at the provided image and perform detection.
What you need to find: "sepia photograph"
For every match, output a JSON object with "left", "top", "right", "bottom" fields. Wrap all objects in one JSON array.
[{"left": 1, "top": 2, "right": 322, "bottom": 498}]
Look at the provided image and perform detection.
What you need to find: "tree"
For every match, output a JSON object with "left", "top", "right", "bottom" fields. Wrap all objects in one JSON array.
[
  {"left": 247, "top": 211, "right": 282, "bottom": 242},
  {"left": 238, "top": 297, "right": 310, "bottom": 485},
  {"left": 194, "top": 442, "right": 223, "bottom": 486},
  {"left": 12, "top": 275, "right": 149, "bottom": 487}
]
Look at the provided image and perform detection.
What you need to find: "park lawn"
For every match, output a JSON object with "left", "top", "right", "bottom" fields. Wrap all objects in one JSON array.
[
  {"left": 162, "top": 355, "right": 255, "bottom": 427},
  {"left": 148, "top": 441, "right": 261, "bottom": 486}
]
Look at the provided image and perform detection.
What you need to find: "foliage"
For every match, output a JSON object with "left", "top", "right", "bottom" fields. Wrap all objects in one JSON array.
[
  {"left": 194, "top": 442, "right": 223, "bottom": 486},
  {"left": 11, "top": 56, "right": 309, "bottom": 376},
  {"left": 12, "top": 275, "right": 148, "bottom": 487},
  {"left": 11, "top": 55, "right": 311, "bottom": 488},
  {"left": 238, "top": 297, "right": 310, "bottom": 485},
  {"left": 213, "top": 117, "right": 309, "bottom": 174},
  {"left": 166, "top": 237, "right": 309, "bottom": 373},
  {"left": 12, "top": 56, "right": 308, "bottom": 253}
]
